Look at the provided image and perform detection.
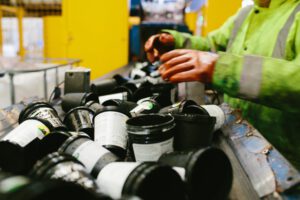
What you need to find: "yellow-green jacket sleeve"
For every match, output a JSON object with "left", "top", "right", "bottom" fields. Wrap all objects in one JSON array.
[
  {"left": 213, "top": 53, "right": 300, "bottom": 113},
  {"left": 163, "top": 13, "right": 237, "bottom": 52}
]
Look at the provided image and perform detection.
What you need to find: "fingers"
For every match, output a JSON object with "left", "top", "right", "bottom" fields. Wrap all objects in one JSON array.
[
  {"left": 163, "top": 54, "right": 191, "bottom": 70},
  {"left": 161, "top": 62, "right": 194, "bottom": 80},
  {"left": 159, "top": 33, "right": 175, "bottom": 46},
  {"left": 145, "top": 33, "right": 175, "bottom": 62},
  {"left": 146, "top": 52, "right": 156, "bottom": 63},
  {"left": 168, "top": 71, "right": 198, "bottom": 83},
  {"left": 158, "top": 55, "right": 190, "bottom": 74},
  {"left": 160, "top": 49, "right": 190, "bottom": 63},
  {"left": 145, "top": 35, "right": 159, "bottom": 52}
]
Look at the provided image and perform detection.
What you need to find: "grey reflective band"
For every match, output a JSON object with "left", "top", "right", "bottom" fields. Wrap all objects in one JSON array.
[
  {"left": 182, "top": 37, "right": 193, "bottom": 49},
  {"left": 227, "top": 5, "right": 253, "bottom": 50},
  {"left": 273, "top": 4, "right": 300, "bottom": 58},
  {"left": 239, "top": 55, "right": 263, "bottom": 99}
]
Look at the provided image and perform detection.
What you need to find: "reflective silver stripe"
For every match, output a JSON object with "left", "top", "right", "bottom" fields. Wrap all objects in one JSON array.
[
  {"left": 239, "top": 55, "right": 263, "bottom": 99},
  {"left": 227, "top": 5, "right": 253, "bottom": 50},
  {"left": 273, "top": 4, "right": 300, "bottom": 58},
  {"left": 182, "top": 37, "right": 193, "bottom": 49}
]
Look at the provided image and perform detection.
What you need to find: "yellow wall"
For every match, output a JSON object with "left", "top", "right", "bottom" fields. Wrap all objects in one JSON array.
[
  {"left": 202, "top": 0, "right": 242, "bottom": 35},
  {"left": 44, "top": 0, "right": 129, "bottom": 80},
  {"left": 63, "top": 0, "right": 129, "bottom": 79},
  {"left": 185, "top": 12, "right": 198, "bottom": 34},
  {"left": 44, "top": 16, "right": 67, "bottom": 58}
]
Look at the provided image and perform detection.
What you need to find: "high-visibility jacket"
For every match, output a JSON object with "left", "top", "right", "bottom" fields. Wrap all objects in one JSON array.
[{"left": 165, "top": 0, "right": 300, "bottom": 169}]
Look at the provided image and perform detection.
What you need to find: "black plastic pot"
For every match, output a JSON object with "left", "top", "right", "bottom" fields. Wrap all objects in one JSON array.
[
  {"left": 130, "top": 98, "right": 160, "bottom": 117},
  {"left": 61, "top": 93, "right": 98, "bottom": 113},
  {"left": 64, "top": 106, "right": 94, "bottom": 139},
  {"left": 159, "top": 147, "right": 233, "bottom": 200},
  {"left": 94, "top": 106, "right": 131, "bottom": 159},
  {"left": 102, "top": 99, "right": 138, "bottom": 115},
  {"left": 90, "top": 78, "right": 119, "bottom": 96},
  {"left": 59, "top": 134, "right": 121, "bottom": 178},
  {"left": 132, "top": 86, "right": 153, "bottom": 102},
  {"left": 85, "top": 100, "right": 104, "bottom": 112},
  {"left": 126, "top": 114, "right": 175, "bottom": 161},
  {"left": 119, "top": 196, "right": 142, "bottom": 200},
  {"left": 159, "top": 100, "right": 198, "bottom": 114},
  {"left": 173, "top": 113, "right": 216, "bottom": 151},
  {"left": 37, "top": 131, "right": 74, "bottom": 160},
  {"left": 0, "top": 118, "right": 52, "bottom": 174},
  {"left": 150, "top": 83, "right": 175, "bottom": 107},
  {"left": 112, "top": 83, "right": 138, "bottom": 101},
  {"left": 30, "top": 152, "right": 99, "bottom": 193},
  {"left": 0, "top": 172, "right": 98, "bottom": 200},
  {"left": 18, "top": 102, "right": 66, "bottom": 131},
  {"left": 97, "top": 162, "right": 186, "bottom": 200},
  {"left": 181, "top": 104, "right": 209, "bottom": 114},
  {"left": 199, "top": 105, "right": 226, "bottom": 131},
  {"left": 113, "top": 74, "right": 128, "bottom": 85}
]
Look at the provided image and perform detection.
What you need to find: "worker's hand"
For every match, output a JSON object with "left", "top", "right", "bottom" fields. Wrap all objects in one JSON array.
[
  {"left": 159, "top": 50, "right": 219, "bottom": 83},
  {"left": 145, "top": 33, "right": 175, "bottom": 63}
]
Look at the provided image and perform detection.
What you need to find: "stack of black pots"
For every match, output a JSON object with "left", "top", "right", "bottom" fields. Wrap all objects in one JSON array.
[{"left": 0, "top": 73, "right": 232, "bottom": 200}]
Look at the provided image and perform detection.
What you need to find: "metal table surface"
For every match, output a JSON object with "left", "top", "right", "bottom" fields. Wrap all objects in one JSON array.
[{"left": 0, "top": 57, "right": 81, "bottom": 104}]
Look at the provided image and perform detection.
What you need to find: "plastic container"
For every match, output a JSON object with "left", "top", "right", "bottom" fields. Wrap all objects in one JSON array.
[
  {"left": 150, "top": 83, "right": 175, "bottom": 107},
  {"left": 200, "top": 105, "right": 226, "bottom": 131},
  {"left": 173, "top": 112, "right": 216, "bottom": 151},
  {"left": 159, "top": 100, "right": 198, "bottom": 114},
  {"left": 97, "top": 162, "right": 186, "bottom": 200},
  {"left": 64, "top": 106, "right": 94, "bottom": 139},
  {"left": 59, "top": 134, "right": 121, "bottom": 178},
  {"left": 0, "top": 118, "right": 51, "bottom": 173},
  {"left": 132, "top": 85, "right": 153, "bottom": 102},
  {"left": 94, "top": 106, "right": 130, "bottom": 159},
  {"left": 85, "top": 100, "right": 103, "bottom": 112},
  {"left": 37, "top": 131, "right": 75, "bottom": 160},
  {"left": 126, "top": 114, "right": 175, "bottom": 162},
  {"left": 119, "top": 196, "right": 143, "bottom": 200},
  {"left": 130, "top": 97, "right": 160, "bottom": 117},
  {"left": 0, "top": 172, "right": 98, "bottom": 200},
  {"left": 30, "top": 152, "right": 99, "bottom": 193},
  {"left": 98, "top": 92, "right": 129, "bottom": 104},
  {"left": 159, "top": 147, "right": 233, "bottom": 200},
  {"left": 112, "top": 83, "right": 138, "bottom": 101},
  {"left": 90, "top": 78, "right": 119, "bottom": 96},
  {"left": 102, "top": 99, "right": 138, "bottom": 115},
  {"left": 18, "top": 102, "right": 66, "bottom": 131},
  {"left": 61, "top": 92, "right": 98, "bottom": 113}
]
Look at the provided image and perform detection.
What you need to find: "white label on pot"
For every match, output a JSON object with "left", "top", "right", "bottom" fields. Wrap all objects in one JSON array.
[
  {"left": 133, "top": 138, "right": 174, "bottom": 162},
  {"left": 0, "top": 176, "right": 30, "bottom": 193},
  {"left": 130, "top": 101, "right": 155, "bottom": 117},
  {"left": 99, "top": 92, "right": 127, "bottom": 104},
  {"left": 94, "top": 111, "right": 129, "bottom": 149},
  {"left": 173, "top": 167, "right": 186, "bottom": 181},
  {"left": 2, "top": 119, "right": 50, "bottom": 147},
  {"left": 201, "top": 105, "right": 225, "bottom": 131},
  {"left": 72, "top": 140, "right": 110, "bottom": 173},
  {"left": 29, "top": 107, "right": 62, "bottom": 128},
  {"left": 97, "top": 162, "right": 140, "bottom": 199}
]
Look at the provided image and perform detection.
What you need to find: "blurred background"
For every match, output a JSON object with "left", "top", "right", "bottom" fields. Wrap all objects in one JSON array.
[{"left": 0, "top": 0, "right": 250, "bottom": 108}]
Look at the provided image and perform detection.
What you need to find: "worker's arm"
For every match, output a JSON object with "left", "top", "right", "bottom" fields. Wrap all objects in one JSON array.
[
  {"left": 213, "top": 53, "right": 300, "bottom": 113},
  {"left": 163, "top": 12, "right": 237, "bottom": 52}
]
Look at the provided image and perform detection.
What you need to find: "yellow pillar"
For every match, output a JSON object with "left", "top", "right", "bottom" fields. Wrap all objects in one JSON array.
[
  {"left": 43, "top": 16, "right": 67, "bottom": 58},
  {"left": 202, "top": 0, "right": 242, "bottom": 35},
  {"left": 185, "top": 12, "right": 198, "bottom": 34},
  {"left": 0, "top": 7, "right": 3, "bottom": 55},
  {"left": 17, "top": 7, "right": 25, "bottom": 57},
  {"left": 62, "top": 0, "right": 129, "bottom": 79}
]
